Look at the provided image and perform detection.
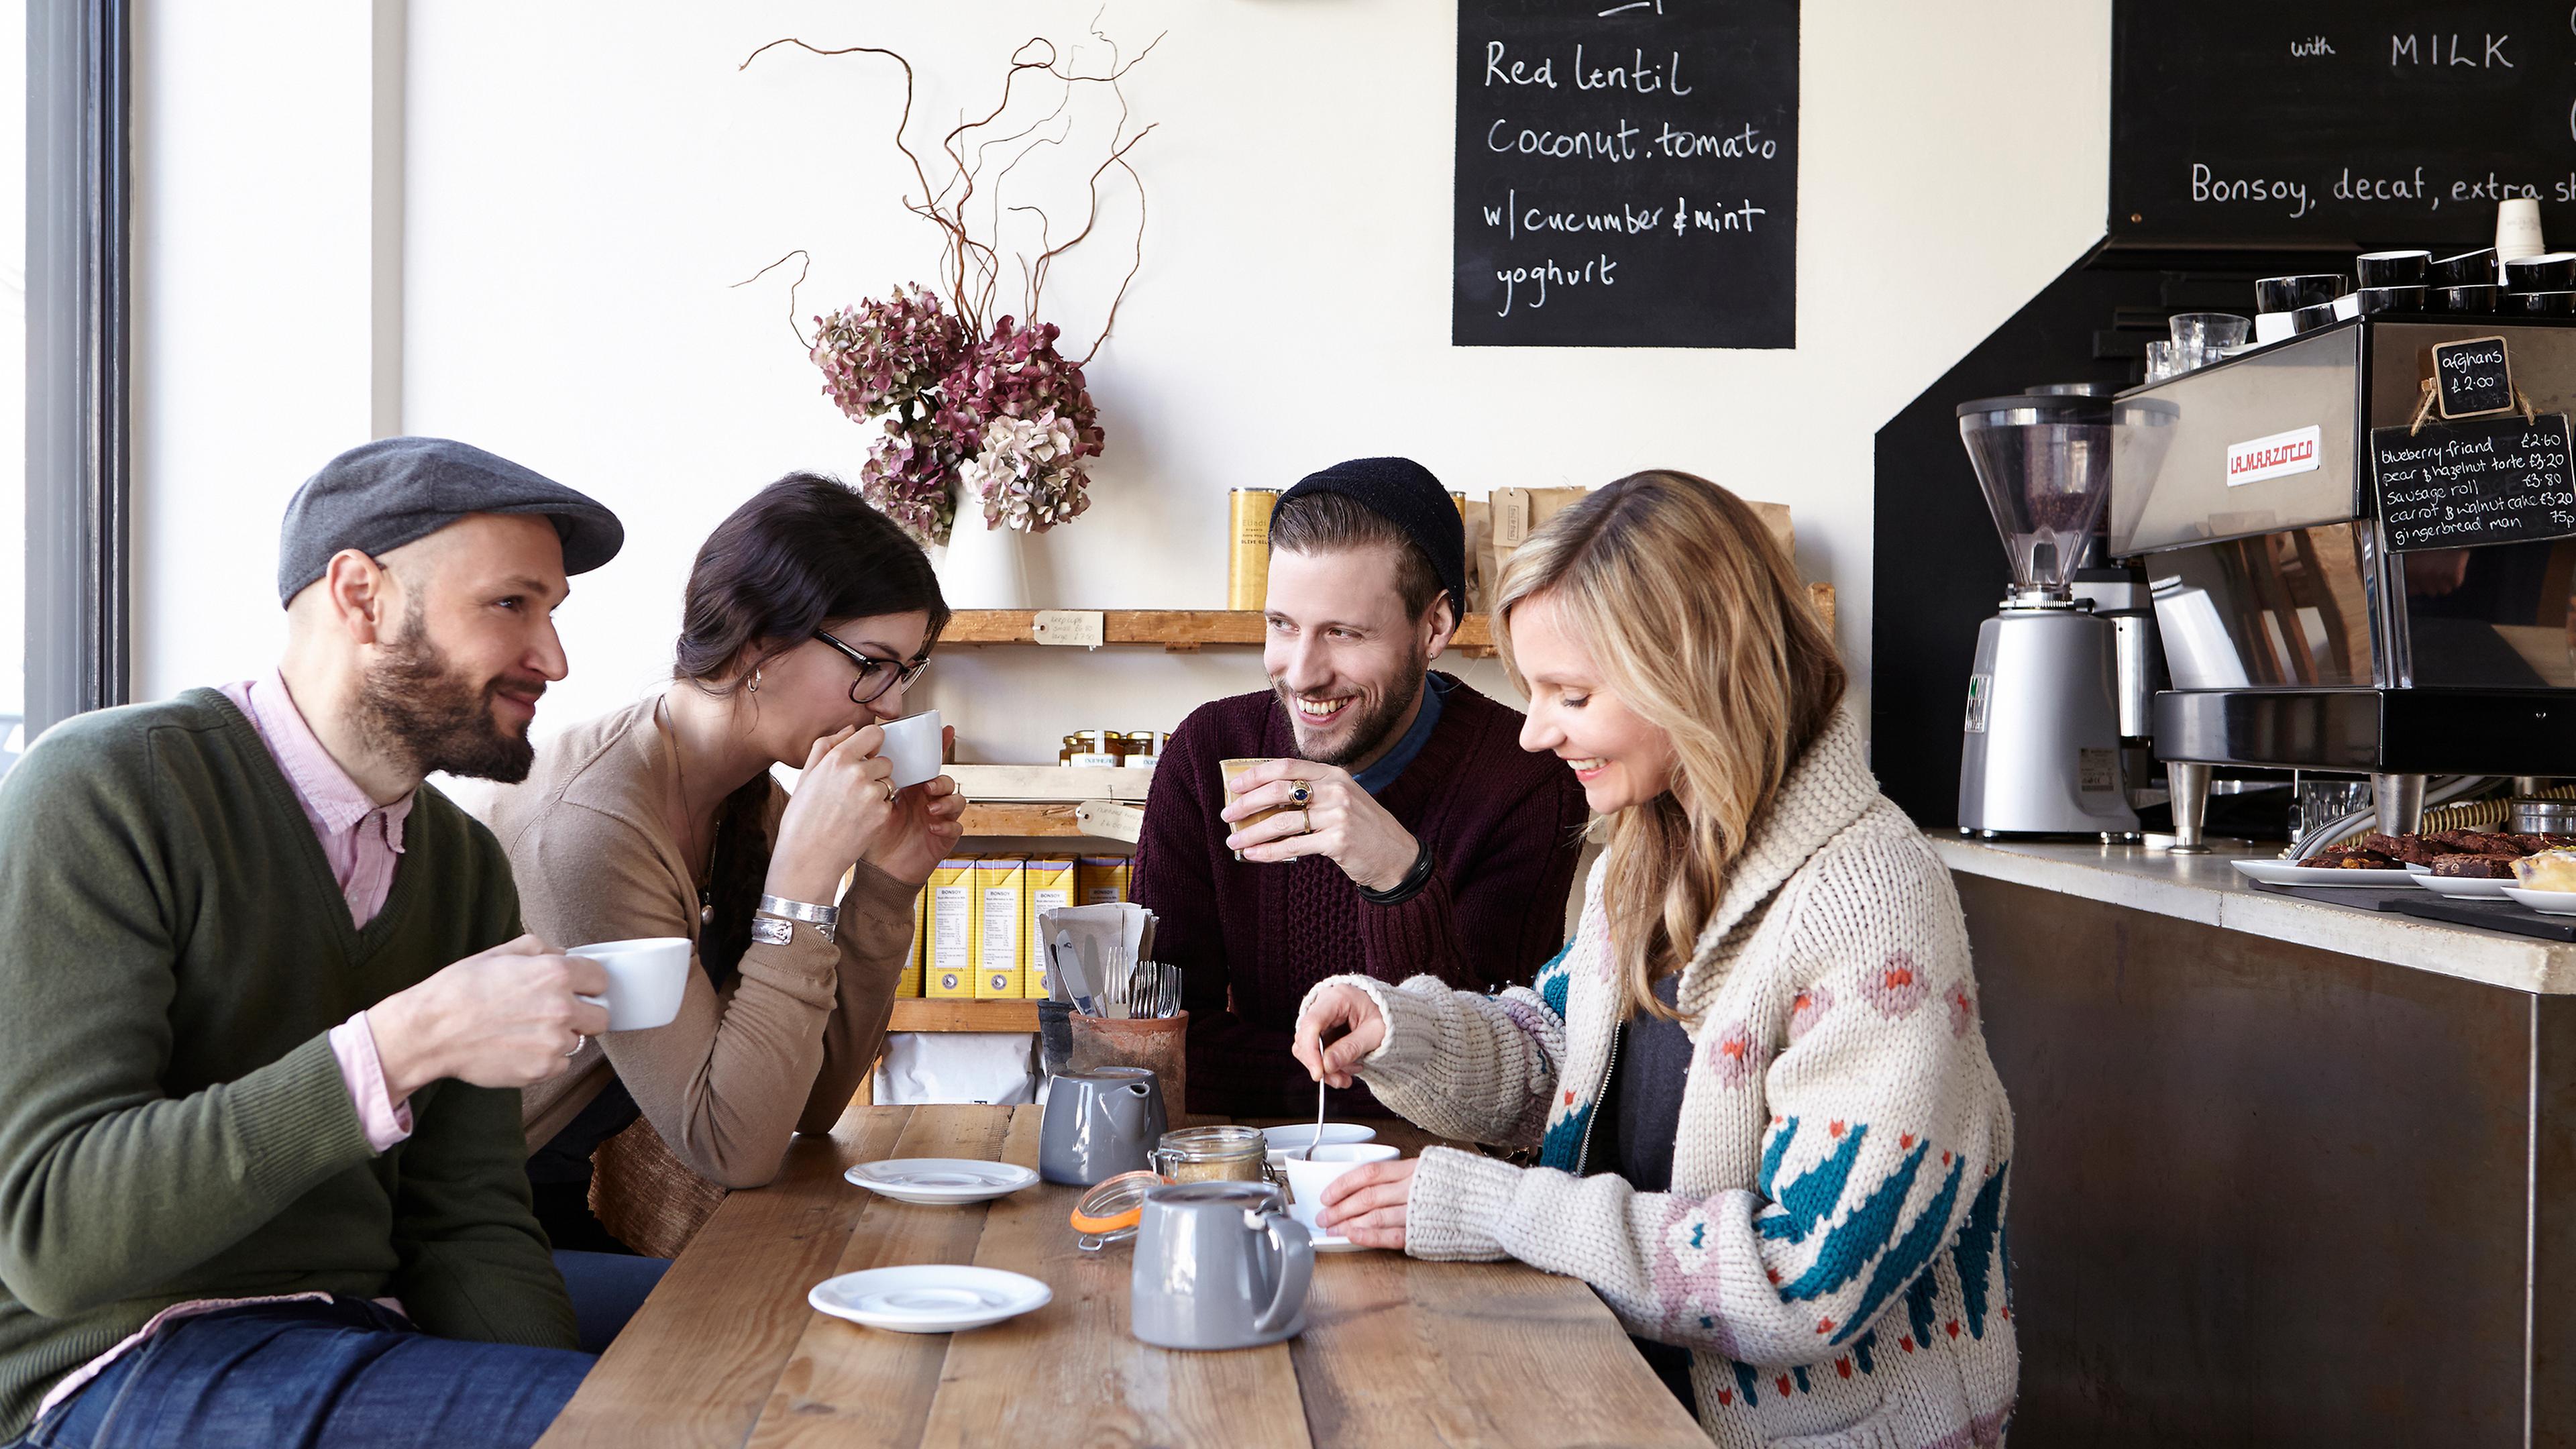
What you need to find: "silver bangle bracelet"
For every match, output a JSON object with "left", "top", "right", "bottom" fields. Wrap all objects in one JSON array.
[{"left": 756, "top": 893, "right": 839, "bottom": 934}]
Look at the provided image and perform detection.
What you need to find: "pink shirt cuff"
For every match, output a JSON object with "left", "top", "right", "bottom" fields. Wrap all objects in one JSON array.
[{"left": 329, "top": 1010, "right": 415, "bottom": 1152}]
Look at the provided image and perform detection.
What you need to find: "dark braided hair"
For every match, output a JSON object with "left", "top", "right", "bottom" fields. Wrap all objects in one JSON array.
[{"left": 676, "top": 474, "right": 949, "bottom": 985}]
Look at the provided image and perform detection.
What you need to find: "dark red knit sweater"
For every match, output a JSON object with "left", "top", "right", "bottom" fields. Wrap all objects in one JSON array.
[{"left": 1132, "top": 675, "right": 1590, "bottom": 1117}]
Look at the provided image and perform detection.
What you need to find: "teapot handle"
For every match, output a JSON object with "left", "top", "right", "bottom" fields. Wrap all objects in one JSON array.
[{"left": 1250, "top": 1212, "right": 1313, "bottom": 1336}]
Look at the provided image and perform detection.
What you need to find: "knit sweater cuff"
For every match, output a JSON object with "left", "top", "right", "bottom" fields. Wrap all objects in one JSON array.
[
  {"left": 1404, "top": 1144, "right": 1518, "bottom": 1260},
  {"left": 1299, "top": 973, "right": 1443, "bottom": 1089},
  {"left": 1353, "top": 871, "right": 1460, "bottom": 980},
  {"left": 235, "top": 1032, "right": 378, "bottom": 1203}
]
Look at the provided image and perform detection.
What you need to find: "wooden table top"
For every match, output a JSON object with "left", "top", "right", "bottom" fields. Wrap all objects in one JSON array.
[{"left": 537, "top": 1103, "right": 1707, "bottom": 1449}]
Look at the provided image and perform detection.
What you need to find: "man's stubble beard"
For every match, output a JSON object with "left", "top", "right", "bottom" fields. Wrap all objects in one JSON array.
[
  {"left": 1277, "top": 637, "right": 1428, "bottom": 769},
  {"left": 354, "top": 602, "right": 542, "bottom": 784}
]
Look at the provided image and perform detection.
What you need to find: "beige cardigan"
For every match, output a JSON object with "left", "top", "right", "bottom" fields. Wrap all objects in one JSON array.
[{"left": 486, "top": 697, "right": 913, "bottom": 1195}]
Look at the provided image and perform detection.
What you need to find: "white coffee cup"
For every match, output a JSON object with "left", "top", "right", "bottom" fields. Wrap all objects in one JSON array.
[
  {"left": 877, "top": 710, "right": 944, "bottom": 790},
  {"left": 2498, "top": 198, "right": 2547, "bottom": 263},
  {"left": 1278, "top": 1142, "right": 1401, "bottom": 1235},
  {"left": 571, "top": 936, "right": 692, "bottom": 1032}
]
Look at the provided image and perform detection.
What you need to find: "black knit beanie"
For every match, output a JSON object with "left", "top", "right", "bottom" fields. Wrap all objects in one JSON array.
[{"left": 1275, "top": 457, "right": 1466, "bottom": 617}]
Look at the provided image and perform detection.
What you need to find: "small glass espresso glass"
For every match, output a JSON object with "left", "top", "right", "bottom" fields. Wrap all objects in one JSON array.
[
  {"left": 1150, "top": 1125, "right": 1275, "bottom": 1185},
  {"left": 1218, "top": 758, "right": 1293, "bottom": 862}
]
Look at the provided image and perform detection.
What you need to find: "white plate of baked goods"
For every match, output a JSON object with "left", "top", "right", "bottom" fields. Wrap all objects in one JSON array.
[
  {"left": 844, "top": 1159, "right": 1039, "bottom": 1205},
  {"left": 2404, "top": 864, "right": 2518, "bottom": 899},
  {"left": 808, "top": 1265, "right": 1051, "bottom": 1333},
  {"left": 2503, "top": 887, "right": 2576, "bottom": 916},
  {"left": 2232, "top": 859, "right": 2420, "bottom": 888}
]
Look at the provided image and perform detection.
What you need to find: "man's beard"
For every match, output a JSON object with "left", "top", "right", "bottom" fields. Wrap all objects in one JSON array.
[
  {"left": 1276, "top": 641, "right": 1428, "bottom": 769},
  {"left": 354, "top": 606, "right": 543, "bottom": 784}
]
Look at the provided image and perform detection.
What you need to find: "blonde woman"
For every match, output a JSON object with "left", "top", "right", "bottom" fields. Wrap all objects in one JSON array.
[{"left": 1293, "top": 471, "right": 2017, "bottom": 1447}]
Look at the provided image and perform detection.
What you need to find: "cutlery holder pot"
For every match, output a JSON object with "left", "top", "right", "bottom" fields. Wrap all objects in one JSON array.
[{"left": 1069, "top": 1010, "right": 1188, "bottom": 1119}]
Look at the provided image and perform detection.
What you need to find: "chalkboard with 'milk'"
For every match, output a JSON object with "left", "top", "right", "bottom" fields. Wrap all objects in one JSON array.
[
  {"left": 2374, "top": 415, "right": 2576, "bottom": 551},
  {"left": 1453, "top": 0, "right": 1797, "bottom": 349}
]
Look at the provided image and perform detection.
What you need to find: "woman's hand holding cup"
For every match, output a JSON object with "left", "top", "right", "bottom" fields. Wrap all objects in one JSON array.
[
  {"left": 768, "top": 723, "right": 899, "bottom": 903},
  {"left": 1292, "top": 983, "right": 1386, "bottom": 1089},
  {"left": 863, "top": 724, "right": 966, "bottom": 888}
]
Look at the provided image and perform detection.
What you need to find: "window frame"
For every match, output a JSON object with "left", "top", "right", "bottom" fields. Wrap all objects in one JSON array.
[{"left": 24, "top": 0, "right": 131, "bottom": 741}]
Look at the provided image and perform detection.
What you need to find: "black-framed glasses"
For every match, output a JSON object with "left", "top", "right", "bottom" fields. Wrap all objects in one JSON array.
[{"left": 814, "top": 629, "right": 930, "bottom": 705}]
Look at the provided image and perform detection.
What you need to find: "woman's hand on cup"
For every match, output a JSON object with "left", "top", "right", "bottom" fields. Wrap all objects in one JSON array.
[
  {"left": 1292, "top": 983, "right": 1385, "bottom": 1089},
  {"left": 865, "top": 729, "right": 966, "bottom": 886},
  {"left": 1317, "top": 1157, "right": 1415, "bottom": 1249},
  {"left": 769, "top": 723, "right": 898, "bottom": 902},
  {"left": 1222, "top": 760, "right": 1419, "bottom": 892}
]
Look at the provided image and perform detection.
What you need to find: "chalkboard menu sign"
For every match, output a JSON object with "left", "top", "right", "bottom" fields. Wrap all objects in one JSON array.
[
  {"left": 2431, "top": 335, "right": 2514, "bottom": 420},
  {"left": 1453, "top": 0, "right": 1797, "bottom": 349},
  {"left": 2113, "top": 3, "right": 2576, "bottom": 248},
  {"left": 2373, "top": 415, "right": 2576, "bottom": 551}
]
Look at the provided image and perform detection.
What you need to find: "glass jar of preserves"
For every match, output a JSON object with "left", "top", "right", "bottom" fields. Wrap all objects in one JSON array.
[{"left": 1148, "top": 1125, "right": 1275, "bottom": 1185}]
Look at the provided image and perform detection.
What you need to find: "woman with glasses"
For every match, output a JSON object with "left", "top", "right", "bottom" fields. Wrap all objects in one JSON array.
[{"left": 486, "top": 474, "right": 961, "bottom": 1299}]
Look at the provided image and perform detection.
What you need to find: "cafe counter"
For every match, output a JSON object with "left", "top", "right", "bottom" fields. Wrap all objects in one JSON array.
[{"left": 1935, "top": 835, "right": 2576, "bottom": 1448}]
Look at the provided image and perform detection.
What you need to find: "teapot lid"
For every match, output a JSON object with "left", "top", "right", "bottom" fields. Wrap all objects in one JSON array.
[
  {"left": 1145, "top": 1180, "right": 1281, "bottom": 1208},
  {"left": 1051, "top": 1066, "right": 1158, "bottom": 1085}
]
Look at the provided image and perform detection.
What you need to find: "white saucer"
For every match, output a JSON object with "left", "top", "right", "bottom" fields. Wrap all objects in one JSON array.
[
  {"left": 2414, "top": 870, "right": 2517, "bottom": 899},
  {"left": 2504, "top": 887, "right": 2576, "bottom": 916},
  {"left": 845, "top": 1158, "right": 1039, "bottom": 1204},
  {"left": 2233, "top": 859, "right": 2419, "bottom": 888},
  {"left": 808, "top": 1265, "right": 1051, "bottom": 1333},
  {"left": 1259, "top": 1123, "right": 1378, "bottom": 1152},
  {"left": 1309, "top": 1231, "right": 1371, "bottom": 1252}
]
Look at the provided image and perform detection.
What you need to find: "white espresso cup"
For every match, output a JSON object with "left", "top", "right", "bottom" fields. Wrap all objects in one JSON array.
[
  {"left": 570, "top": 936, "right": 692, "bottom": 1031},
  {"left": 877, "top": 709, "right": 944, "bottom": 790},
  {"left": 1278, "top": 1142, "right": 1401, "bottom": 1235}
]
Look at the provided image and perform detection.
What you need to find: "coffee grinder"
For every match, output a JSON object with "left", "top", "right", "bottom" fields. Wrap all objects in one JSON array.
[{"left": 1954, "top": 392, "right": 2143, "bottom": 839}]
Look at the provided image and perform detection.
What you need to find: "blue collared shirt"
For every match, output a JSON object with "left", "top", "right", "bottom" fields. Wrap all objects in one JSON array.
[{"left": 1350, "top": 674, "right": 1452, "bottom": 795}]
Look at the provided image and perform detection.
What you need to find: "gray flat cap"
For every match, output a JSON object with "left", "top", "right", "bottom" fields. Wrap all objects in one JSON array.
[{"left": 276, "top": 436, "right": 625, "bottom": 605}]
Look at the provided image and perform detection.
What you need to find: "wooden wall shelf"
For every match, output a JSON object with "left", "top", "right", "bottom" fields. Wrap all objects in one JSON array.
[
  {"left": 942, "top": 589, "right": 1830, "bottom": 659},
  {"left": 889, "top": 998, "right": 1042, "bottom": 1032}
]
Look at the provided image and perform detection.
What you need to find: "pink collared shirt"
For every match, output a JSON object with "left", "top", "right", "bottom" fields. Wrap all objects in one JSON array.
[{"left": 218, "top": 672, "right": 415, "bottom": 1152}]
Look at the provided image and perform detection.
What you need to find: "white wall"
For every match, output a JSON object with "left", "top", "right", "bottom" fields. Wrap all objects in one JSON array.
[{"left": 136, "top": 1, "right": 2112, "bottom": 767}]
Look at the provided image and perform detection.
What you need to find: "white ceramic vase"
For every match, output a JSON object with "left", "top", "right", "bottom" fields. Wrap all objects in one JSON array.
[{"left": 936, "top": 509, "right": 1032, "bottom": 609}]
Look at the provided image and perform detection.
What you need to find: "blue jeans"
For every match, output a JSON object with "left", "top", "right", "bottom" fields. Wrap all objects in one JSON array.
[
  {"left": 551, "top": 1249, "right": 669, "bottom": 1355},
  {"left": 10, "top": 1298, "right": 593, "bottom": 1449}
]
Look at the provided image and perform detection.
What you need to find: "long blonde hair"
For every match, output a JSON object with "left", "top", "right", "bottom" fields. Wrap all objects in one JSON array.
[{"left": 1493, "top": 470, "right": 1845, "bottom": 1020}]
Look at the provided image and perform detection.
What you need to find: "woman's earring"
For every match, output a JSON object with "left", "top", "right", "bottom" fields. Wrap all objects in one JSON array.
[{"left": 749, "top": 667, "right": 761, "bottom": 694}]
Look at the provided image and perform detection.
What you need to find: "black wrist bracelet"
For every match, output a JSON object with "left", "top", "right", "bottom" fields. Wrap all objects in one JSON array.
[{"left": 1357, "top": 841, "right": 1438, "bottom": 905}]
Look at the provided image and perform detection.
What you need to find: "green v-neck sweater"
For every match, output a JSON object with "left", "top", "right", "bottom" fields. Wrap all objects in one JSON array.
[{"left": 0, "top": 690, "right": 578, "bottom": 1436}]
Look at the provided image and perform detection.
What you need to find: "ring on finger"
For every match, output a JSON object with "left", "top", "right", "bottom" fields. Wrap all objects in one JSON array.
[
  {"left": 565, "top": 1034, "right": 586, "bottom": 1058},
  {"left": 881, "top": 777, "right": 900, "bottom": 804},
  {"left": 1287, "top": 779, "right": 1312, "bottom": 807}
]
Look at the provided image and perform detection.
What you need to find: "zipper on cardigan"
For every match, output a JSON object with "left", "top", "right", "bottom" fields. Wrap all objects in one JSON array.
[{"left": 1574, "top": 1022, "right": 1621, "bottom": 1175}]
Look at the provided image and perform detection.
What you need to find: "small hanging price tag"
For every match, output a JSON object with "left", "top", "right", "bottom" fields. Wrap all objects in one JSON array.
[{"left": 1031, "top": 610, "right": 1106, "bottom": 649}]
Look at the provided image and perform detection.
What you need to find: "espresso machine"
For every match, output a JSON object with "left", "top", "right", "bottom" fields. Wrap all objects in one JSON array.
[
  {"left": 2112, "top": 315, "right": 2576, "bottom": 849},
  {"left": 1955, "top": 393, "right": 2147, "bottom": 838}
]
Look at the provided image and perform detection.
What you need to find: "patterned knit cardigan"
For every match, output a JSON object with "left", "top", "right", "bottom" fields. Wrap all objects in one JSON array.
[{"left": 1310, "top": 712, "right": 2017, "bottom": 1449}]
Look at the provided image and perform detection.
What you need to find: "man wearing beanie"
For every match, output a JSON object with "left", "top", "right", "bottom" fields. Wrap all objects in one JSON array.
[
  {"left": 0, "top": 439, "right": 627, "bottom": 1448},
  {"left": 1134, "top": 458, "right": 1588, "bottom": 1117}
]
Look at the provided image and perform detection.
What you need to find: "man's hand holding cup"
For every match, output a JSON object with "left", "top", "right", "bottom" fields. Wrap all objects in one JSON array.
[{"left": 1220, "top": 758, "right": 1420, "bottom": 892}]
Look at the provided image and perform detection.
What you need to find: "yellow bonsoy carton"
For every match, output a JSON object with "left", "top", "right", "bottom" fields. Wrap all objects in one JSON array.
[
  {"left": 1077, "top": 855, "right": 1132, "bottom": 906},
  {"left": 1023, "top": 857, "right": 1075, "bottom": 998},
  {"left": 898, "top": 884, "right": 924, "bottom": 998},
  {"left": 974, "top": 857, "right": 1026, "bottom": 998},
  {"left": 926, "top": 857, "right": 977, "bottom": 999}
]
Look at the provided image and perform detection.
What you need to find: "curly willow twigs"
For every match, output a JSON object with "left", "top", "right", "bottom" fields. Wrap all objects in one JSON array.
[{"left": 739, "top": 24, "right": 1158, "bottom": 364}]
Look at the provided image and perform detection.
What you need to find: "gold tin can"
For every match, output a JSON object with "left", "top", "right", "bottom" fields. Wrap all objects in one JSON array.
[{"left": 1228, "top": 488, "right": 1281, "bottom": 611}]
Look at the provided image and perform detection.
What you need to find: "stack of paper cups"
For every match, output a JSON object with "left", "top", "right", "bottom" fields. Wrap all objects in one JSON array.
[{"left": 2498, "top": 199, "right": 2546, "bottom": 264}]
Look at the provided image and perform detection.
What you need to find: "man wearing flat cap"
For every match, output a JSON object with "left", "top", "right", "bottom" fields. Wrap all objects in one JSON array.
[
  {"left": 0, "top": 438, "right": 627, "bottom": 1448},
  {"left": 1134, "top": 458, "right": 1589, "bottom": 1117}
]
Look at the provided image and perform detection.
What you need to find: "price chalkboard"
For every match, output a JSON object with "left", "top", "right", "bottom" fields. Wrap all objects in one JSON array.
[
  {"left": 1452, "top": 0, "right": 1797, "bottom": 349},
  {"left": 2431, "top": 335, "right": 2514, "bottom": 421},
  {"left": 2113, "top": 3, "right": 2576, "bottom": 248},
  {"left": 2373, "top": 414, "right": 2576, "bottom": 551}
]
